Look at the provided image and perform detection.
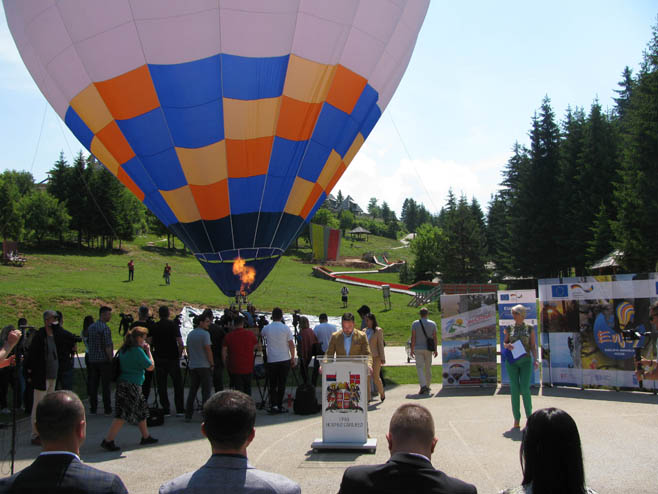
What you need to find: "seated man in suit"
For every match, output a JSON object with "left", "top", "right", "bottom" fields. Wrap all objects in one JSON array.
[
  {"left": 338, "top": 403, "right": 477, "bottom": 494},
  {"left": 325, "top": 312, "right": 373, "bottom": 374},
  {"left": 160, "top": 390, "right": 300, "bottom": 494},
  {"left": 0, "top": 390, "right": 127, "bottom": 493}
]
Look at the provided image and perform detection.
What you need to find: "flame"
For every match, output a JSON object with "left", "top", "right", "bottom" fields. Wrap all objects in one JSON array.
[{"left": 232, "top": 257, "right": 256, "bottom": 294}]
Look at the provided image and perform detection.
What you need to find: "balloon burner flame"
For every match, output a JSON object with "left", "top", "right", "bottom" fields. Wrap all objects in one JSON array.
[{"left": 232, "top": 257, "right": 256, "bottom": 294}]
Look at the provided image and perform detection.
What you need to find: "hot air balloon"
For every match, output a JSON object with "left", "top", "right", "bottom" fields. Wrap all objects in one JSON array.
[{"left": 4, "top": 0, "right": 429, "bottom": 296}]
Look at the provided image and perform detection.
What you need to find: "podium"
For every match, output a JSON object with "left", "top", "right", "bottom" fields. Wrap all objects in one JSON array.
[{"left": 311, "top": 356, "right": 377, "bottom": 452}]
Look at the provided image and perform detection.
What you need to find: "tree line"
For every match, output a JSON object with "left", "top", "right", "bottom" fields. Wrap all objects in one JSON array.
[
  {"left": 408, "top": 20, "right": 658, "bottom": 283},
  {"left": 0, "top": 152, "right": 153, "bottom": 249}
]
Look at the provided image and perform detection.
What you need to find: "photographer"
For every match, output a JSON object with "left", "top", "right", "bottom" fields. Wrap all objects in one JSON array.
[
  {"left": 150, "top": 306, "right": 185, "bottom": 417},
  {"left": 130, "top": 306, "right": 155, "bottom": 401},
  {"left": 205, "top": 308, "right": 226, "bottom": 392},
  {"left": 54, "top": 311, "right": 79, "bottom": 391},
  {"left": 18, "top": 318, "right": 33, "bottom": 413},
  {"left": 25, "top": 311, "right": 66, "bottom": 445},
  {"left": 0, "top": 326, "right": 21, "bottom": 413},
  {"left": 637, "top": 303, "right": 658, "bottom": 381},
  {"left": 0, "top": 327, "right": 21, "bottom": 365},
  {"left": 87, "top": 306, "right": 114, "bottom": 416}
]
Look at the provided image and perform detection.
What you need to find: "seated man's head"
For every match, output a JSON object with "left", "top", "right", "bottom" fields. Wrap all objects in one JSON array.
[
  {"left": 387, "top": 403, "right": 437, "bottom": 458},
  {"left": 36, "top": 391, "right": 86, "bottom": 452},
  {"left": 202, "top": 390, "right": 256, "bottom": 454}
]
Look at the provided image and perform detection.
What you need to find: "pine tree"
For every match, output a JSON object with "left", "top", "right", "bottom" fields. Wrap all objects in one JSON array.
[
  {"left": 614, "top": 66, "right": 635, "bottom": 122},
  {"left": 587, "top": 203, "right": 614, "bottom": 265},
  {"left": 367, "top": 197, "right": 379, "bottom": 219},
  {"left": 612, "top": 20, "right": 658, "bottom": 271},
  {"left": 511, "top": 97, "right": 561, "bottom": 278},
  {"left": 556, "top": 106, "right": 586, "bottom": 274}
]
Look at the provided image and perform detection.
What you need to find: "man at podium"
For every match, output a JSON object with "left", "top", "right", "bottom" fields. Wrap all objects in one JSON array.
[{"left": 326, "top": 313, "right": 373, "bottom": 375}]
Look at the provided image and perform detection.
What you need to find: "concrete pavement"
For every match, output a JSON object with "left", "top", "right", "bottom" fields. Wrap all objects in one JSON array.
[{"left": 2, "top": 383, "right": 656, "bottom": 493}]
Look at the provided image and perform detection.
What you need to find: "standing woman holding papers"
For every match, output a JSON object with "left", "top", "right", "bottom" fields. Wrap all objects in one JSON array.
[{"left": 503, "top": 304, "right": 538, "bottom": 429}]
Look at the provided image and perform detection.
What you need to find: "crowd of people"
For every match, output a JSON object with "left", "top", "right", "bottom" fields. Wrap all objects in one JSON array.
[{"left": 2, "top": 300, "right": 649, "bottom": 492}]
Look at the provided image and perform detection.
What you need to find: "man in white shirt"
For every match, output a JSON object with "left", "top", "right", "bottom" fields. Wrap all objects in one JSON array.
[
  {"left": 261, "top": 308, "right": 295, "bottom": 414},
  {"left": 313, "top": 313, "right": 337, "bottom": 354}
]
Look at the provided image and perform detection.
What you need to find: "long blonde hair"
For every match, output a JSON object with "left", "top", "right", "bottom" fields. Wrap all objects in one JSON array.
[{"left": 120, "top": 326, "right": 148, "bottom": 353}]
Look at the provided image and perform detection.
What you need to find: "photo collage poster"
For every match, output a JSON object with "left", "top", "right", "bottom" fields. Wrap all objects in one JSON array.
[
  {"left": 497, "top": 290, "right": 540, "bottom": 386},
  {"left": 441, "top": 293, "right": 497, "bottom": 387},
  {"left": 538, "top": 274, "right": 658, "bottom": 390}
]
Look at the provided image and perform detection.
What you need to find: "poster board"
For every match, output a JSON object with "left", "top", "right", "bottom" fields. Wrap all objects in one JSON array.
[
  {"left": 440, "top": 293, "right": 497, "bottom": 387},
  {"left": 538, "top": 274, "right": 658, "bottom": 390}
]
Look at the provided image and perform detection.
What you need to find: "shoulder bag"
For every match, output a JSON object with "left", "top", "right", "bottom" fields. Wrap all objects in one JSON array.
[{"left": 418, "top": 319, "right": 436, "bottom": 352}]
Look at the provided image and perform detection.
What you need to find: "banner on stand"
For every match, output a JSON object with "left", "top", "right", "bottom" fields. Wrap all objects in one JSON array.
[
  {"left": 441, "top": 293, "right": 497, "bottom": 387},
  {"left": 497, "top": 290, "right": 540, "bottom": 386},
  {"left": 538, "top": 274, "right": 658, "bottom": 390}
]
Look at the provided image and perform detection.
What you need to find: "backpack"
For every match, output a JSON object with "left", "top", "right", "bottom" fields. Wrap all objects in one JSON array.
[{"left": 293, "top": 384, "right": 320, "bottom": 415}]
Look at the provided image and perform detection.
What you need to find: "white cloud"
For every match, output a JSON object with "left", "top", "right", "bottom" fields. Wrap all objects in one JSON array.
[{"left": 333, "top": 151, "right": 509, "bottom": 217}]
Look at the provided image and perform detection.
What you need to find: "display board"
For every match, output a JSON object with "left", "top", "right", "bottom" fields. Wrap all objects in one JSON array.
[
  {"left": 538, "top": 274, "right": 658, "bottom": 390},
  {"left": 497, "top": 290, "right": 540, "bottom": 386},
  {"left": 440, "top": 293, "right": 497, "bottom": 387}
]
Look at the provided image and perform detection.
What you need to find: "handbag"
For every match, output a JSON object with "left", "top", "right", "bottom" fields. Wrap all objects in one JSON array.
[
  {"left": 419, "top": 319, "right": 436, "bottom": 352},
  {"left": 111, "top": 352, "right": 121, "bottom": 382}
]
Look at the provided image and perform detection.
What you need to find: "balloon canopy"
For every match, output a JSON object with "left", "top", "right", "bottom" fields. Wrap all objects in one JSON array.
[{"left": 4, "top": 0, "right": 429, "bottom": 296}]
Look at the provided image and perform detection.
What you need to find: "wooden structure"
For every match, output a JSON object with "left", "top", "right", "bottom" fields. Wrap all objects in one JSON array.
[{"left": 349, "top": 226, "right": 371, "bottom": 241}]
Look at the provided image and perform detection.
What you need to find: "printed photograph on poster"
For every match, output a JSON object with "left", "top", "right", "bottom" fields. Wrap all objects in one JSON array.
[
  {"left": 441, "top": 294, "right": 497, "bottom": 387},
  {"left": 541, "top": 332, "right": 550, "bottom": 384},
  {"left": 540, "top": 300, "right": 580, "bottom": 333},
  {"left": 442, "top": 294, "right": 497, "bottom": 341},
  {"left": 548, "top": 332, "right": 582, "bottom": 387},
  {"left": 443, "top": 339, "right": 497, "bottom": 363}
]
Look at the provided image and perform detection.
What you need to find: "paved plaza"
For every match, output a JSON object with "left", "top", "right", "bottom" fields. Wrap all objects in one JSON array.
[{"left": 2, "top": 383, "right": 656, "bottom": 493}]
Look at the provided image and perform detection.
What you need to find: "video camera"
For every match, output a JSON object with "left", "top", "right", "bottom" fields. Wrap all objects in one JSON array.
[
  {"left": 292, "top": 309, "right": 301, "bottom": 330},
  {"left": 118, "top": 312, "right": 134, "bottom": 336},
  {"left": 257, "top": 315, "right": 268, "bottom": 331}
]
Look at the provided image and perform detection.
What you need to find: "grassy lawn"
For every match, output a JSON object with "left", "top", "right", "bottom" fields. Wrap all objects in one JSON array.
[{"left": 0, "top": 234, "right": 425, "bottom": 346}]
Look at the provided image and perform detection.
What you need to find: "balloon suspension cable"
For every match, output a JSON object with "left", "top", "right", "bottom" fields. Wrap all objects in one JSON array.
[
  {"left": 388, "top": 110, "right": 439, "bottom": 215},
  {"left": 29, "top": 101, "right": 48, "bottom": 174}
]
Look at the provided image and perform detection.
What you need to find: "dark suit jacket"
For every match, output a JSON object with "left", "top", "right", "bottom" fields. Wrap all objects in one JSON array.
[
  {"left": 338, "top": 452, "right": 477, "bottom": 494},
  {"left": 24, "top": 327, "right": 65, "bottom": 391},
  {"left": 0, "top": 453, "right": 127, "bottom": 494}
]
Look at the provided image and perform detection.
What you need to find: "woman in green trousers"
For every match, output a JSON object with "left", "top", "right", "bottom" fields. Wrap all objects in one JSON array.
[{"left": 503, "top": 304, "right": 538, "bottom": 429}]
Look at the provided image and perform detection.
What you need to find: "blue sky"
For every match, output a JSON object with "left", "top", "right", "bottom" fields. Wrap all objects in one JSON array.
[{"left": 0, "top": 1, "right": 655, "bottom": 216}]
